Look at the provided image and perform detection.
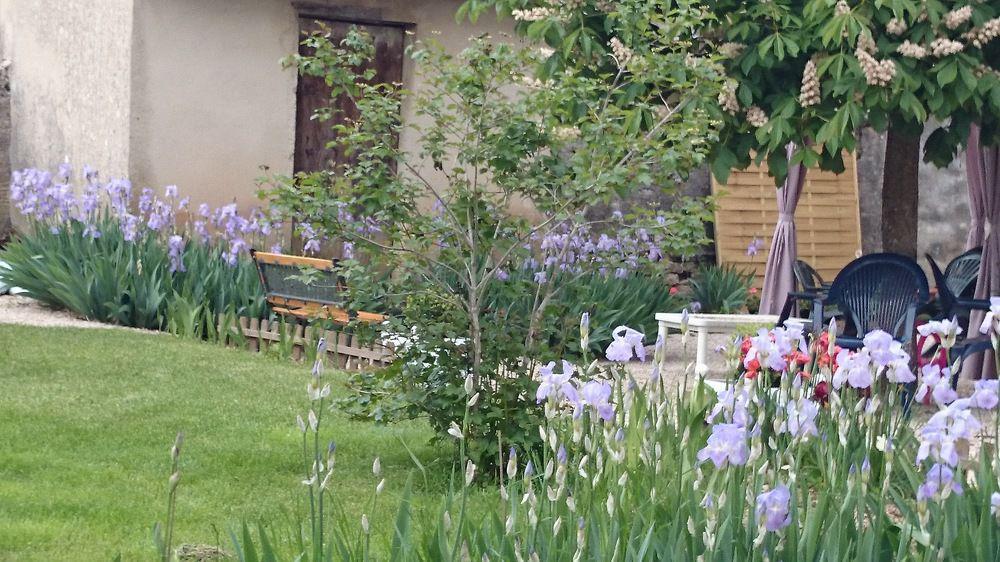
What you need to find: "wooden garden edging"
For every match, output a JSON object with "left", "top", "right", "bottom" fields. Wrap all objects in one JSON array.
[{"left": 215, "top": 314, "right": 394, "bottom": 370}]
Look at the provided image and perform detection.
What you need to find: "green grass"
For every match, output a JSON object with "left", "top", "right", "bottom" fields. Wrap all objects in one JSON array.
[{"left": 0, "top": 325, "right": 462, "bottom": 561}]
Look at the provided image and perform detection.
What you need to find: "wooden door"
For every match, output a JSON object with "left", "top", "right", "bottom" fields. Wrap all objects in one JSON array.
[
  {"left": 293, "top": 18, "right": 405, "bottom": 176},
  {"left": 292, "top": 18, "right": 405, "bottom": 255}
]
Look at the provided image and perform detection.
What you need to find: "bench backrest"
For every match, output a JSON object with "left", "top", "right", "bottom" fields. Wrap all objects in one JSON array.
[{"left": 251, "top": 250, "right": 344, "bottom": 307}]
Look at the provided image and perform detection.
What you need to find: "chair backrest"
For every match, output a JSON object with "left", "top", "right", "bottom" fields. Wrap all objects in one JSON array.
[
  {"left": 826, "top": 253, "right": 929, "bottom": 341},
  {"left": 251, "top": 250, "right": 343, "bottom": 307},
  {"left": 793, "top": 259, "right": 825, "bottom": 292},
  {"left": 926, "top": 254, "right": 956, "bottom": 316},
  {"left": 943, "top": 247, "right": 981, "bottom": 298}
]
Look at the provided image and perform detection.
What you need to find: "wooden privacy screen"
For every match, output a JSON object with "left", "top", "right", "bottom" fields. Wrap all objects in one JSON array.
[{"left": 711, "top": 152, "right": 863, "bottom": 287}]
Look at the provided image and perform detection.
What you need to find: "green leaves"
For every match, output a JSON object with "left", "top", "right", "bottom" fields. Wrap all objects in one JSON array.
[{"left": 0, "top": 219, "right": 266, "bottom": 335}]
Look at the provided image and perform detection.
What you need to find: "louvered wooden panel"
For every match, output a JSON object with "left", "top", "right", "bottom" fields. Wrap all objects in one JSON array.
[{"left": 712, "top": 153, "right": 863, "bottom": 288}]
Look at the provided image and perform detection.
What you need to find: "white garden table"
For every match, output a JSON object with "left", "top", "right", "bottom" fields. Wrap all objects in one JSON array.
[{"left": 655, "top": 312, "right": 779, "bottom": 375}]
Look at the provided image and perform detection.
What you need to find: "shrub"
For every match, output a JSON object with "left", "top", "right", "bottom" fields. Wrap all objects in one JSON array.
[
  {"left": 0, "top": 165, "right": 272, "bottom": 334},
  {"left": 262, "top": 22, "right": 721, "bottom": 468},
  {"left": 688, "top": 263, "right": 755, "bottom": 314},
  {"left": 489, "top": 270, "right": 689, "bottom": 358}
]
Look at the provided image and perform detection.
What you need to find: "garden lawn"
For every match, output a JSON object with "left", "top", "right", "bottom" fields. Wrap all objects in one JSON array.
[{"left": 0, "top": 325, "right": 459, "bottom": 561}]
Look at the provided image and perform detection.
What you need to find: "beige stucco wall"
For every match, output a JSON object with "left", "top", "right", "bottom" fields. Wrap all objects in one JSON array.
[
  {"left": 129, "top": 0, "right": 513, "bottom": 215},
  {"left": 0, "top": 0, "right": 133, "bottom": 180}
]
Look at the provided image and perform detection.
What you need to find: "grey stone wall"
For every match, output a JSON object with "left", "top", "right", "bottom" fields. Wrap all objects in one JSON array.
[{"left": 0, "top": 57, "right": 9, "bottom": 241}]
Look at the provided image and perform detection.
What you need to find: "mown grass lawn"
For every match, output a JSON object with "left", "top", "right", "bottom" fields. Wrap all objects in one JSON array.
[{"left": 0, "top": 324, "right": 463, "bottom": 561}]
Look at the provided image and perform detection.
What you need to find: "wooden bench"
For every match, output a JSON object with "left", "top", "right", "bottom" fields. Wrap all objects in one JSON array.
[{"left": 250, "top": 250, "right": 386, "bottom": 325}]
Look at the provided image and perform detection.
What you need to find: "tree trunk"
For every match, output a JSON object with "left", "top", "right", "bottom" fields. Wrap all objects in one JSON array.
[{"left": 880, "top": 126, "right": 921, "bottom": 258}]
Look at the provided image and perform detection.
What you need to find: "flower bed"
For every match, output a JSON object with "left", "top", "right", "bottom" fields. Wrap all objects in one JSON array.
[{"left": 190, "top": 306, "right": 1000, "bottom": 560}]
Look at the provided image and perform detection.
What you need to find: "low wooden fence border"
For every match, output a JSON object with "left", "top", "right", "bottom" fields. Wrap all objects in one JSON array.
[{"left": 216, "top": 314, "right": 394, "bottom": 370}]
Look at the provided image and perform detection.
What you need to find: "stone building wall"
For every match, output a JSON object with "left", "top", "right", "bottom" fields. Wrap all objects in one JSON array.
[
  {"left": 0, "top": 0, "right": 134, "bottom": 182},
  {"left": 0, "top": 57, "right": 10, "bottom": 241}
]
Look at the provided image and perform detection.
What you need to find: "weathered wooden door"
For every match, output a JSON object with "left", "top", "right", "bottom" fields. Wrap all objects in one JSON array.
[{"left": 293, "top": 18, "right": 405, "bottom": 176}]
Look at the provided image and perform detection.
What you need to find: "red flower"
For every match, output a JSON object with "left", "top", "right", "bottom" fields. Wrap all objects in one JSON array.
[
  {"left": 813, "top": 381, "right": 829, "bottom": 405},
  {"left": 749, "top": 287, "right": 758, "bottom": 295},
  {"left": 669, "top": 286, "right": 679, "bottom": 295}
]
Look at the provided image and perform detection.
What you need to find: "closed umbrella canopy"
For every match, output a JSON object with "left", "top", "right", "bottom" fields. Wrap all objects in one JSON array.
[
  {"left": 965, "top": 124, "right": 999, "bottom": 379},
  {"left": 759, "top": 144, "right": 808, "bottom": 316}
]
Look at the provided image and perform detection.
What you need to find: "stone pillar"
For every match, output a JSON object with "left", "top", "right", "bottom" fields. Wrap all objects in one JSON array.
[{"left": 0, "top": 58, "right": 10, "bottom": 242}]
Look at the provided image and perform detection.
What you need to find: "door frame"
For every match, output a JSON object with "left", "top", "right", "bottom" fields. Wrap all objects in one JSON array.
[{"left": 292, "top": 1, "right": 416, "bottom": 29}]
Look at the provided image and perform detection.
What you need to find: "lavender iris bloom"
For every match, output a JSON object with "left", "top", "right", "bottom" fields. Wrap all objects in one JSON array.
[
  {"left": 917, "top": 464, "right": 963, "bottom": 501},
  {"left": 971, "top": 380, "right": 999, "bottom": 410},
  {"left": 535, "top": 360, "right": 578, "bottom": 404},
  {"left": 755, "top": 484, "right": 792, "bottom": 532},
  {"left": 167, "top": 235, "right": 186, "bottom": 273},
  {"left": 696, "top": 423, "right": 749, "bottom": 468},
  {"left": 914, "top": 364, "right": 957, "bottom": 406},
  {"left": 576, "top": 380, "right": 614, "bottom": 421}
]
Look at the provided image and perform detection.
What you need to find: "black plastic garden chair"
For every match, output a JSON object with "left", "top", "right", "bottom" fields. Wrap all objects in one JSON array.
[
  {"left": 811, "top": 253, "right": 930, "bottom": 350},
  {"left": 781, "top": 259, "right": 833, "bottom": 321},
  {"left": 925, "top": 248, "right": 982, "bottom": 323},
  {"left": 794, "top": 259, "right": 831, "bottom": 294}
]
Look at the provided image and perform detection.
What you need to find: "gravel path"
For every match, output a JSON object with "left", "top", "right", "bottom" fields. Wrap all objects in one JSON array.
[{"left": 0, "top": 295, "right": 116, "bottom": 329}]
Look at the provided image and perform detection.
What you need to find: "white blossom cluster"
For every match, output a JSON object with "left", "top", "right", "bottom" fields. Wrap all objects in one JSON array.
[
  {"left": 943, "top": 6, "right": 973, "bottom": 30},
  {"left": 512, "top": 7, "right": 556, "bottom": 21},
  {"left": 608, "top": 37, "right": 633, "bottom": 68},
  {"left": 886, "top": 17, "right": 908, "bottom": 36},
  {"left": 857, "top": 33, "right": 877, "bottom": 55},
  {"left": 835, "top": 0, "right": 850, "bottom": 16},
  {"left": 856, "top": 48, "right": 896, "bottom": 86},
  {"left": 963, "top": 17, "right": 1000, "bottom": 49},
  {"left": 746, "top": 106, "right": 768, "bottom": 128},
  {"left": 897, "top": 40, "right": 928, "bottom": 59},
  {"left": 798, "top": 60, "right": 820, "bottom": 107},
  {"left": 718, "top": 81, "right": 739, "bottom": 115},
  {"left": 595, "top": 0, "right": 617, "bottom": 12},
  {"left": 931, "top": 37, "right": 964, "bottom": 57},
  {"left": 718, "top": 42, "right": 745, "bottom": 58},
  {"left": 550, "top": 125, "right": 581, "bottom": 141}
]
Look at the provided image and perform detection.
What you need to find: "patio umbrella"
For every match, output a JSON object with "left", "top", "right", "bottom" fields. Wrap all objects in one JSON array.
[
  {"left": 759, "top": 144, "right": 808, "bottom": 316},
  {"left": 965, "top": 124, "right": 998, "bottom": 379}
]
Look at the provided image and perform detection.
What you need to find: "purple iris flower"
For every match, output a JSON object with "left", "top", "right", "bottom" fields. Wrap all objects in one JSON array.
[
  {"left": 576, "top": 380, "right": 614, "bottom": 421},
  {"left": 755, "top": 484, "right": 792, "bottom": 532},
  {"left": 746, "top": 237, "right": 763, "bottom": 257},
  {"left": 971, "top": 380, "right": 999, "bottom": 410},
  {"left": 696, "top": 423, "right": 749, "bottom": 468},
  {"left": 536, "top": 360, "right": 578, "bottom": 404},
  {"left": 167, "top": 235, "right": 186, "bottom": 273},
  {"left": 917, "top": 463, "right": 963, "bottom": 501}
]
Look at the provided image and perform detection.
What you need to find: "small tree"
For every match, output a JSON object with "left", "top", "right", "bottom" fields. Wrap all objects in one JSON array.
[
  {"left": 470, "top": 0, "right": 1000, "bottom": 256},
  {"left": 262, "top": 22, "right": 721, "bottom": 466}
]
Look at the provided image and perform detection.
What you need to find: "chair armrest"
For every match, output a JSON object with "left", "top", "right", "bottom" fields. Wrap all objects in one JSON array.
[
  {"left": 955, "top": 297, "right": 993, "bottom": 311},
  {"left": 957, "top": 336, "right": 995, "bottom": 360},
  {"left": 788, "top": 290, "right": 826, "bottom": 301}
]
